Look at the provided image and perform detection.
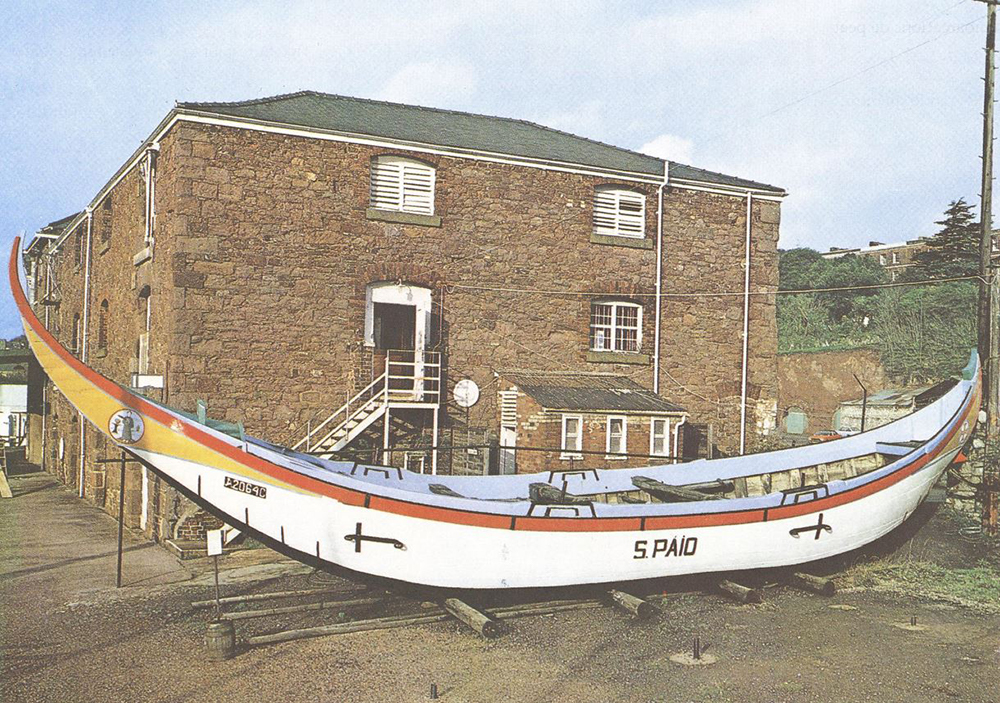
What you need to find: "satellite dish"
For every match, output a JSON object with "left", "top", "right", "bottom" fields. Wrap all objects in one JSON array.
[{"left": 453, "top": 379, "right": 480, "bottom": 408}]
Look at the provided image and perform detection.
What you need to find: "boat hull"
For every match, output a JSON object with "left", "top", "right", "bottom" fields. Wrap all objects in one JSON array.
[
  {"left": 10, "top": 238, "right": 980, "bottom": 589},
  {"left": 130, "top": 441, "right": 961, "bottom": 589}
]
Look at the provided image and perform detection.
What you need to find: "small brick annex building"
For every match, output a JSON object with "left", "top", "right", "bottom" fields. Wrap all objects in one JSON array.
[{"left": 22, "top": 91, "right": 784, "bottom": 542}]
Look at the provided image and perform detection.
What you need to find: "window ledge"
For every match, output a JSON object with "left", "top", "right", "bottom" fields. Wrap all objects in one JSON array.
[
  {"left": 590, "top": 233, "right": 653, "bottom": 250},
  {"left": 559, "top": 453, "right": 584, "bottom": 461},
  {"left": 366, "top": 208, "right": 442, "bottom": 228},
  {"left": 92, "top": 348, "right": 107, "bottom": 359},
  {"left": 133, "top": 245, "right": 152, "bottom": 267},
  {"left": 605, "top": 455, "right": 629, "bottom": 461},
  {"left": 97, "top": 239, "right": 111, "bottom": 256},
  {"left": 587, "top": 351, "right": 650, "bottom": 365}
]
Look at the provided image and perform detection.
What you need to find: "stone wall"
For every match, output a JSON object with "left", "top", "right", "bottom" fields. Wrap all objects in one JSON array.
[
  {"left": 777, "top": 348, "right": 888, "bottom": 434},
  {"left": 161, "top": 122, "right": 779, "bottom": 456}
]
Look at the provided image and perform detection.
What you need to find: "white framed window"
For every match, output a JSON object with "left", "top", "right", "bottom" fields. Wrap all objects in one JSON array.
[
  {"left": 561, "top": 414, "right": 583, "bottom": 459},
  {"left": 650, "top": 417, "right": 671, "bottom": 457},
  {"left": 370, "top": 155, "right": 435, "bottom": 215},
  {"left": 606, "top": 416, "right": 627, "bottom": 458},
  {"left": 891, "top": 251, "right": 899, "bottom": 264},
  {"left": 593, "top": 187, "right": 645, "bottom": 239},
  {"left": 879, "top": 253, "right": 887, "bottom": 265},
  {"left": 590, "top": 301, "right": 642, "bottom": 353}
]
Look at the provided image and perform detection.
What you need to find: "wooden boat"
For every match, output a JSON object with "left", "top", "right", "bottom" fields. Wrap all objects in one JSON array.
[{"left": 11, "top": 239, "right": 981, "bottom": 589}]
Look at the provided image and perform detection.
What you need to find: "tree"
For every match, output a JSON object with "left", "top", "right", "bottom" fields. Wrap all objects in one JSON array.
[
  {"left": 905, "top": 199, "right": 979, "bottom": 281},
  {"left": 778, "top": 248, "right": 825, "bottom": 291}
]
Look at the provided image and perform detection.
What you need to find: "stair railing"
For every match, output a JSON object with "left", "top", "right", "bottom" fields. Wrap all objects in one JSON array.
[{"left": 293, "top": 371, "right": 387, "bottom": 451}]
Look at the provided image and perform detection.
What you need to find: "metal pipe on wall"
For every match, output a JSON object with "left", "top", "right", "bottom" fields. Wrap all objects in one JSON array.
[
  {"left": 653, "top": 161, "right": 669, "bottom": 395},
  {"left": 78, "top": 209, "right": 93, "bottom": 496},
  {"left": 739, "top": 193, "right": 753, "bottom": 455}
]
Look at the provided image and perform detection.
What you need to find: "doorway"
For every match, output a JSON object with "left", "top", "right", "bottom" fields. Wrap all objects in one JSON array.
[{"left": 373, "top": 302, "right": 416, "bottom": 350}]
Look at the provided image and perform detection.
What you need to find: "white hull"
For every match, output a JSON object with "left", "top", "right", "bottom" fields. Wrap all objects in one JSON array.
[{"left": 134, "top": 443, "right": 959, "bottom": 589}]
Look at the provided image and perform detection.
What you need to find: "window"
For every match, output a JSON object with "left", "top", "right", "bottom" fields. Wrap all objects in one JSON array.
[
  {"left": 650, "top": 418, "right": 670, "bottom": 456},
  {"left": 561, "top": 414, "right": 583, "bottom": 459},
  {"left": 879, "top": 254, "right": 887, "bottom": 265},
  {"left": 891, "top": 251, "right": 899, "bottom": 264},
  {"left": 606, "top": 416, "right": 627, "bottom": 458},
  {"left": 590, "top": 301, "right": 641, "bottom": 353},
  {"left": 593, "top": 187, "right": 645, "bottom": 239},
  {"left": 97, "top": 300, "right": 109, "bottom": 351},
  {"left": 370, "top": 156, "right": 435, "bottom": 215}
]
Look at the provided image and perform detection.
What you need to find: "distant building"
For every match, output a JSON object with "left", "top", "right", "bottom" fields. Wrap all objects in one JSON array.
[
  {"left": 822, "top": 238, "right": 930, "bottom": 281},
  {"left": 833, "top": 381, "right": 951, "bottom": 432}
]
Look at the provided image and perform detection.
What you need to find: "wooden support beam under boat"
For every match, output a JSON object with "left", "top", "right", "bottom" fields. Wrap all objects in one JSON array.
[
  {"left": 717, "top": 579, "right": 764, "bottom": 604},
  {"left": 442, "top": 598, "right": 501, "bottom": 639},
  {"left": 608, "top": 590, "right": 655, "bottom": 620},
  {"left": 789, "top": 572, "right": 837, "bottom": 597},
  {"left": 633, "top": 476, "right": 724, "bottom": 502},
  {"left": 191, "top": 587, "right": 369, "bottom": 610},
  {"left": 217, "top": 596, "right": 382, "bottom": 622}
]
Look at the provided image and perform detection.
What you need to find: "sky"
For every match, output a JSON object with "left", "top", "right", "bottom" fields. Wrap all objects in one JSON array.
[{"left": 0, "top": 0, "right": 990, "bottom": 338}]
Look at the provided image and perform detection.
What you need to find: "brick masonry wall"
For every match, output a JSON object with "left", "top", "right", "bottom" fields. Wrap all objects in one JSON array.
[{"left": 499, "top": 382, "right": 685, "bottom": 474}]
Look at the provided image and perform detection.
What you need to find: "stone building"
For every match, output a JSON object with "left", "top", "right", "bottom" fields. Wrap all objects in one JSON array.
[
  {"left": 823, "top": 238, "right": 929, "bottom": 281},
  {"left": 22, "top": 91, "right": 784, "bottom": 542}
]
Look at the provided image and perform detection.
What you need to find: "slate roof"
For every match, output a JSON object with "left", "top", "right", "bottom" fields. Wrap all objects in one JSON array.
[
  {"left": 501, "top": 371, "right": 685, "bottom": 413},
  {"left": 177, "top": 91, "right": 784, "bottom": 194}
]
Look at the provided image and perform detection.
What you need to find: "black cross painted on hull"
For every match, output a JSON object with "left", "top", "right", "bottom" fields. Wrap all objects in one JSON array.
[
  {"left": 789, "top": 513, "right": 833, "bottom": 540},
  {"left": 343, "top": 522, "right": 406, "bottom": 553}
]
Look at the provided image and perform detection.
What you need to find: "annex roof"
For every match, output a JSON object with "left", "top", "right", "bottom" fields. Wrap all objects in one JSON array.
[
  {"left": 177, "top": 91, "right": 785, "bottom": 193},
  {"left": 500, "top": 371, "right": 685, "bottom": 414}
]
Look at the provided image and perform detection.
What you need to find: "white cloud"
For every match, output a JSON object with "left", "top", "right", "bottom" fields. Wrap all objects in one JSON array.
[
  {"left": 638, "top": 134, "right": 694, "bottom": 164},
  {"left": 532, "top": 100, "right": 606, "bottom": 137},
  {"left": 376, "top": 61, "right": 478, "bottom": 107}
]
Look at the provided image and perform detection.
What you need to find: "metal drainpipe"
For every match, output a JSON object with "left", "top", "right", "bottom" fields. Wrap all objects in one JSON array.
[
  {"left": 79, "top": 209, "right": 93, "bottom": 497},
  {"left": 739, "top": 193, "right": 753, "bottom": 455},
  {"left": 653, "top": 161, "right": 669, "bottom": 395},
  {"left": 672, "top": 414, "right": 687, "bottom": 462},
  {"left": 41, "top": 250, "right": 51, "bottom": 472}
]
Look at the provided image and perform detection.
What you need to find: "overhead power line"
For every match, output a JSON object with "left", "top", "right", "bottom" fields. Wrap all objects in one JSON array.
[{"left": 447, "top": 274, "right": 982, "bottom": 299}]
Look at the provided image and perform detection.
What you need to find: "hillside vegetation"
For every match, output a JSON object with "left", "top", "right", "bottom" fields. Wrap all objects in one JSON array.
[{"left": 778, "top": 199, "right": 979, "bottom": 384}]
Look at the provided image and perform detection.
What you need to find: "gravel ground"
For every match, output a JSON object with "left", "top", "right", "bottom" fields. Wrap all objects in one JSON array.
[{"left": 2, "top": 473, "right": 998, "bottom": 703}]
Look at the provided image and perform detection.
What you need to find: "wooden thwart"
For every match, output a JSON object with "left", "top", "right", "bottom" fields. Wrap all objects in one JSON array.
[
  {"left": 717, "top": 579, "right": 764, "bottom": 604},
  {"left": 632, "top": 476, "right": 722, "bottom": 502}
]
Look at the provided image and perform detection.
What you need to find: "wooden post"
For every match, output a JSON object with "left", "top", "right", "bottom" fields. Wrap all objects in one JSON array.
[
  {"left": 717, "top": 579, "right": 763, "bottom": 604},
  {"left": 790, "top": 572, "right": 836, "bottom": 597},
  {"left": 116, "top": 452, "right": 126, "bottom": 588},
  {"left": 608, "top": 590, "right": 655, "bottom": 620},
  {"left": 442, "top": 598, "right": 500, "bottom": 639}
]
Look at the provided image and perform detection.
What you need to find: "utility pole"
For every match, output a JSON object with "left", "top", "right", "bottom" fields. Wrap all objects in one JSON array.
[{"left": 975, "top": 0, "right": 999, "bottom": 534}]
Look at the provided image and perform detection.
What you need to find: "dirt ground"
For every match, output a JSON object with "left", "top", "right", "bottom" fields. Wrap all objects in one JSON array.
[{"left": 1, "top": 472, "right": 998, "bottom": 703}]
